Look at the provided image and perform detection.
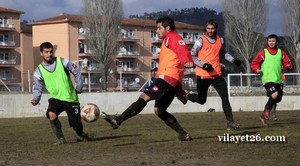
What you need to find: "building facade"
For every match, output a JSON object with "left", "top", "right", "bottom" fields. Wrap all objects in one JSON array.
[
  {"left": 0, "top": 7, "right": 24, "bottom": 91},
  {"left": 1, "top": 7, "right": 205, "bottom": 92},
  {"left": 31, "top": 13, "right": 205, "bottom": 92}
]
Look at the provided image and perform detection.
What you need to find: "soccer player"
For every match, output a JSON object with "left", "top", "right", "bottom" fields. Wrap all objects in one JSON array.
[
  {"left": 186, "top": 19, "right": 241, "bottom": 130},
  {"left": 251, "top": 34, "right": 293, "bottom": 126},
  {"left": 30, "top": 42, "right": 91, "bottom": 145},
  {"left": 102, "top": 17, "right": 194, "bottom": 141}
]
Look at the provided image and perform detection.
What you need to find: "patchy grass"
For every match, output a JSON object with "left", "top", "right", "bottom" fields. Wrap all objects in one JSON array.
[{"left": 0, "top": 110, "right": 300, "bottom": 165}]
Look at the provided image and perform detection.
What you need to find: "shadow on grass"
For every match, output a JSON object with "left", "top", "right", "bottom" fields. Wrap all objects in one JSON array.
[{"left": 93, "top": 134, "right": 141, "bottom": 141}]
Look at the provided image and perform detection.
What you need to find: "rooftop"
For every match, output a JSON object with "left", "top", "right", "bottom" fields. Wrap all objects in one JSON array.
[{"left": 31, "top": 13, "right": 205, "bottom": 30}]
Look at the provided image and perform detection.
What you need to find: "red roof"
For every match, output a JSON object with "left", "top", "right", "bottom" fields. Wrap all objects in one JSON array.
[
  {"left": 0, "top": 6, "right": 24, "bottom": 14},
  {"left": 32, "top": 13, "right": 204, "bottom": 30}
]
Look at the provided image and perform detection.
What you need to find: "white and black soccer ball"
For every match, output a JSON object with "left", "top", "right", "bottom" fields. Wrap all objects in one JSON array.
[{"left": 81, "top": 103, "right": 100, "bottom": 123}]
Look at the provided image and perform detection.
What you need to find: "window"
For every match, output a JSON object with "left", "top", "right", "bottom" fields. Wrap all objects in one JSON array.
[
  {"left": 0, "top": 70, "right": 9, "bottom": 80},
  {"left": 151, "top": 61, "right": 158, "bottom": 69},
  {"left": 125, "top": 45, "right": 133, "bottom": 52},
  {"left": 0, "top": 34, "right": 9, "bottom": 42},
  {"left": 151, "top": 30, "right": 156, "bottom": 38},
  {"left": 0, "top": 17, "right": 8, "bottom": 25},
  {"left": 0, "top": 52, "right": 9, "bottom": 60},
  {"left": 151, "top": 45, "right": 160, "bottom": 54},
  {"left": 116, "top": 61, "right": 134, "bottom": 68},
  {"left": 128, "top": 29, "right": 133, "bottom": 37},
  {"left": 182, "top": 32, "right": 188, "bottom": 39},
  {"left": 78, "top": 43, "right": 85, "bottom": 53},
  {"left": 192, "top": 33, "right": 199, "bottom": 40}
]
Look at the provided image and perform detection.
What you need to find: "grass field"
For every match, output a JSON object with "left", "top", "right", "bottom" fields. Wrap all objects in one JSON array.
[{"left": 0, "top": 110, "right": 300, "bottom": 166}]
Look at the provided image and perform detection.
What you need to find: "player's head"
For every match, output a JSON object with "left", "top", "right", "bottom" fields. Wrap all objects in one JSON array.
[
  {"left": 205, "top": 19, "right": 218, "bottom": 37},
  {"left": 39, "top": 42, "right": 54, "bottom": 64},
  {"left": 156, "top": 17, "right": 175, "bottom": 38},
  {"left": 267, "top": 34, "right": 278, "bottom": 48}
]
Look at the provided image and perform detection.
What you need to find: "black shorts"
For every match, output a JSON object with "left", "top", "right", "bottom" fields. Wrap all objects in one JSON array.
[
  {"left": 47, "top": 98, "right": 81, "bottom": 127},
  {"left": 264, "top": 82, "right": 283, "bottom": 99},
  {"left": 143, "top": 78, "right": 176, "bottom": 109}
]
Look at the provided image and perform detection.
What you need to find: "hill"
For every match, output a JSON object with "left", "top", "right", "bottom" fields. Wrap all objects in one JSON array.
[{"left": 129, "top": 7, "right": 225, "bottom": 36}]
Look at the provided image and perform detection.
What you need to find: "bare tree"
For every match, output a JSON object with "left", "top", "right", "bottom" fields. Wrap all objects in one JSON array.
[
  {"left": 222, "top": 0, "right": 268, "bottom": 81},
  {"left": 81, "top": 0, "right": 123, "bottom": 91},
  {"left": 280, "top": 0, "right": 300, "bottom": 84}
]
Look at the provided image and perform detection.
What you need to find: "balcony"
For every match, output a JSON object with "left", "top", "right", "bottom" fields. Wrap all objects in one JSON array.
[
  {"left": 0, "top": 41, "right": 15, "bottom": 48},
  {"left": 184, "top": 38, "right": 196, "bottom": 45},
  {"left": 117, "top": 66, "right": 140, "bottom": 73},
  {"left": 0, "top": 58, "right": 17, "bottom": 65},
  {"left": 80, "top": 66, "right": 102, "bottom": 73},
  {"left": 0, "top": 76, "right": 20, "bottom": 85},
  {"left": 116, "top": 82, "right": 141, "bottom": 91},
  {"left": 116, "top": 50, "right": 139, "bottom": 58},
  {"left": 152, "top": 52, "right": 160, "bottom": 59},
  {"left": 117, "top": 34, "right": 140, "bottom": 42},
  {"left": 151, "top": 37, "right": 162, "bottom": 44},
  {"left": 184, "top": 68, "right": 196, "bottom": 75},
  {"left": 0, "top": 24, "right": 15, "bottom": 30}
]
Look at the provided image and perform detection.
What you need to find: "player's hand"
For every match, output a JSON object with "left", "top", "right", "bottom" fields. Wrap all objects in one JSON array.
[
  {"left": 76, "top": 90, "right": 82, "bottom": 94},
  {"left": 257, "top": 70, "right": 263, "bottom": 76},
  {"left": 184, "top": 62, "right": 194, "bottom": 68},
  {"left": 31, "top": 99, "right": 38, "bottom": 106},
  {"left": 203, "top": 63, "right": 214, "bottom": 72},
  {"left": 233, "top": 59, "right": 241, "bottom": 66}
]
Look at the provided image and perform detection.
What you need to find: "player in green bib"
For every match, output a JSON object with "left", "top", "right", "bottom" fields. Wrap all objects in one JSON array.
[
  {"left": 31, "top": 42, "right": 91, "bottom": 145},
  {"left": 251, "top": 34, "right": 293, "bottom": 126}
]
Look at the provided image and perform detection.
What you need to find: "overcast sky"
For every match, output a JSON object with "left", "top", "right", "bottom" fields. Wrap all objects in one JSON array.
[{"left": 0, "top": 0, "right": 282, "bottom": 35}]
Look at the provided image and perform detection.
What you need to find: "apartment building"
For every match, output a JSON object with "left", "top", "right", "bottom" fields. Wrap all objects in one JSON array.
[
  {"left": 0, "top": 7, "right": 204, "bottom": 93},
  {"left": 0, "top": 7, "right": 24, "bottom": 91},
  {"left": 30, "top": 13, "right": 205, "bottom": 92}
]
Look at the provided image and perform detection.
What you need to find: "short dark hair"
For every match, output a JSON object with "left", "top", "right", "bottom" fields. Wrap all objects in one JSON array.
[
  {"left": 39, "top": 42, "right": 53, "bottom": 52},
  {"left": 267, "top": 34, "right": 278, "bottom": 41},
  {"left": 156, "top": 16, "right": 176, "bottom": 30},
  {"left": 205, "top": 19, "right": 218, "bottom": 29}
]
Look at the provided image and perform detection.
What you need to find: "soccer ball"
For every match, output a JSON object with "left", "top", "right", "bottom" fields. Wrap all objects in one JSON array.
[{"left": 81, "top": 103, "right": 100, "bottom": 123}]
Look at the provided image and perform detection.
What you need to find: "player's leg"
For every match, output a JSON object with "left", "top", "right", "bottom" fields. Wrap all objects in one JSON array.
[
  {"left": 64, "top": 101, "right": 91, "bottom": 141},
  {"left": 212, "top": 76, "right": 240, "bottom": 130},
  {"left": 103, "top": 78, "right": 169, "bottom": 129},
  {"left": 47, "top": 98, "right": 66, "bottom": 145},
  {"left": 187, "top": 77, "right": 211, "bottom": 104},
  {"left": 272, "top": 83, "right": 283, "bottom": 121},
  {"left": 260, "top": 83, "right": 278, "bottom": 125},
  {"left": 271, "top": 103, "right": 278, "bottom": 121},
  {"left": 154, "top": 85, "right": 192, "bottom": 141}
]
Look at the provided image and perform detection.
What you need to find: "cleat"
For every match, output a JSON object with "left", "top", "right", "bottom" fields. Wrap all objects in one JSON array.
[
  {"left": 227, "top": 121, "right": 240, "bottom": 130},
  {"left": 273, "top": 117, "right": 278, "bottom": 121},
  {"left": 259, "top": 115, "right": 268, "bottom": 126},
  {"left": 177, "top": 94, "right": 188, "bottom": 105},
  {"left": 77, "top": 133, "right": 93, "bottom": 142},
  {"left": 178, "top": 133, "right": 193, "bottom": 141},
  {"left": 53, "top": 137, "right": 66, "bottom": 145},
  {"left": 102, "top": 112, "right": 119, "bottom": 129}
]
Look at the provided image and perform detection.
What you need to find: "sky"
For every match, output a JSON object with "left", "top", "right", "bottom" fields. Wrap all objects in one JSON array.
[{"left": 0, "top": 0, "right": 282, "bottom": 35}]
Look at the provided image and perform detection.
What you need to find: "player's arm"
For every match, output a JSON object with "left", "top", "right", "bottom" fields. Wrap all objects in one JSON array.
[
  {"left": 220, "top": 38, "right": 241, "bottom": 66},
  {"left": 62, "top": 58, "right": 84, "bottom": 93},
  {"left": 168, "top": 35, "right": 193, "bottom": 67},
  {"left": 31, "top": 68, "right": 44, "bottom": 106},
  {"left": 190, "top": 38, "right": 206, "bottom": 67},
  {"left": 281, "top": 50, "right": 293, "bottom": 71},
  {"left": 251, "top": 50, "right": 265, "bottom": 74}
]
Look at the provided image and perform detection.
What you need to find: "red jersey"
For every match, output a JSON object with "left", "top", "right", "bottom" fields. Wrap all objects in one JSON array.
[
  {"left": 156, "top": 30, "right": 193, "bottom": 87},
  {"left": 251, "top": 45, "right": 292, "bottom": 73}
]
